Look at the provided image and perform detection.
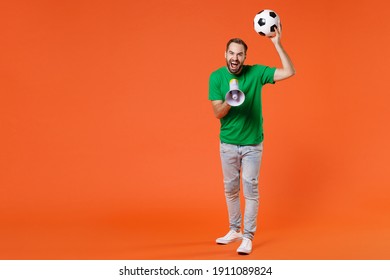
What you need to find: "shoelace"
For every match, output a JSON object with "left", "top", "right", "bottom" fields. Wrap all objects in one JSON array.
[{"left": 242, "top": 238, "right": 251, "bottom": 246}]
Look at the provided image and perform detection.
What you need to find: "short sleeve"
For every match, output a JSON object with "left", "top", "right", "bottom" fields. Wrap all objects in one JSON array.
[
  {"left": 259, "top": 65, "right": 276, "bottom": 85},
  {"left": 208, "top": 71, "right": 223, "bottom": 101}
]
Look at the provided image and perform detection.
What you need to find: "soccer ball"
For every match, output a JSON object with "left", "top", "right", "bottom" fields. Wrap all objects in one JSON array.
[{"left": 254, "top": 9, "right": 280, "bottom": 37}]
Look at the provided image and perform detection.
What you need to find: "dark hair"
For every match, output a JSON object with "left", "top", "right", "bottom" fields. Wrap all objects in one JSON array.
[{"left": 226, "top": 38, "right": 248, "bottom": 54}]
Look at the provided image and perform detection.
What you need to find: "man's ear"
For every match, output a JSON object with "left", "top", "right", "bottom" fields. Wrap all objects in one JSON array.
[{"left": 224, "top": 52, "right": 227, "bottom": 58}]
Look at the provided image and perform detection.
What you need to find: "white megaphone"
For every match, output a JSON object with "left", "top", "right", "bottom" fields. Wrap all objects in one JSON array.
[{"left": 225, "top": 79, "right": 245, "bottom": 106}]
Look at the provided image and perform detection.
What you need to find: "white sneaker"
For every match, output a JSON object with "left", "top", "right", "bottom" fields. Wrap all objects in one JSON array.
[
  {"left": 216, "top": 230, "right": 243, "bottom": 244},
  {"left": 236, "top": 237, "right": 252, "bottom": 254}
]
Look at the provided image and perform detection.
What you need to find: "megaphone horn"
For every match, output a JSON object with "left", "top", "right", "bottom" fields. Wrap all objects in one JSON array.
[{"left": 225, "top": 79, "right": 245, "bottom": 106}]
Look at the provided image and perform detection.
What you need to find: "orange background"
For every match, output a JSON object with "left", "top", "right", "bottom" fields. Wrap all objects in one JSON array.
[{"left": 1, "top": 0, "right": 390, "bottom": 259}]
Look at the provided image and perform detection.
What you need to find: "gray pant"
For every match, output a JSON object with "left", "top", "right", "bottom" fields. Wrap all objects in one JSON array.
[{"left": 220, "top": 142, "right": 263, "bottom": 240}]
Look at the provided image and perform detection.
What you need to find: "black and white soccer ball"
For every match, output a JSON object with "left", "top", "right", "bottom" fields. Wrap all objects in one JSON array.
[{"left": 254, "top": 9, "right": 280, "bottom": 37}]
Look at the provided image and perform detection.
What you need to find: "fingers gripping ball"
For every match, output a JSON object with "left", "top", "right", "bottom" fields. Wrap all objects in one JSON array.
[{"left": 254, "top": 9, "right": 280, "bottom": 37}]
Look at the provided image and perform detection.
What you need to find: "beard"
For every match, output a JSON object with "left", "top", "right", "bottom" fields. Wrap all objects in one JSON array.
[{"left": 226, "top": 59, "right": 243, "bottom": 74}]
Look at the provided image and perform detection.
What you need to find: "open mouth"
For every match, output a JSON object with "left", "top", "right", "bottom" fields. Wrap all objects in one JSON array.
[{"left": 230, "top": 61, "right": 240, "bottom": 71}]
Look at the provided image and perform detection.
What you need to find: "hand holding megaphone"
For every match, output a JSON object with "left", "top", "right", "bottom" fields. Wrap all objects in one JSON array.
[{"left": 225, "top": 79, "right": 245, "bottom": 106}]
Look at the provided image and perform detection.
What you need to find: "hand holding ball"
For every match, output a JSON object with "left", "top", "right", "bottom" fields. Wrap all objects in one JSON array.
[{"left": 254, "top": 9, "right": 280, "bottom": 37}]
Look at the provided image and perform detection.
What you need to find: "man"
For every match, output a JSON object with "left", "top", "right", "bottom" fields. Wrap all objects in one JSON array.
[{"left": 208, "top": 27, "right": 295, "bottom": 255}]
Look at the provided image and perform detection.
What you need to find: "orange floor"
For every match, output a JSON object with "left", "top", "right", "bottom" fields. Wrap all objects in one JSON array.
[{"left": 2, "top": 206, "right": 390, "bottom": 260}]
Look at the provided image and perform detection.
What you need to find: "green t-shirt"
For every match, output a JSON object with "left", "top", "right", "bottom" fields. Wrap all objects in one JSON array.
[{"left": 209, "top": 65, "right": 276, "bottom": 145}]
